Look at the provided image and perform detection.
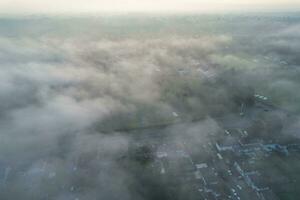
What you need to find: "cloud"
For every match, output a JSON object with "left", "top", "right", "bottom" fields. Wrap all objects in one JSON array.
[{"left": 1, "top": 15, "right": 300, "bottom": 199}]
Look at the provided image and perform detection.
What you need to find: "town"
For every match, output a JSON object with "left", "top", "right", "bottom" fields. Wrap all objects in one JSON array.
[{"left": 128, "top": 94, "right": 300, "bottom": 200}]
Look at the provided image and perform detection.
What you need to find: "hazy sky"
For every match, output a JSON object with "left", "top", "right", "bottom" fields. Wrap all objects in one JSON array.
[{"left": 1, "top": 0, "right": 300, "bottom": 15}]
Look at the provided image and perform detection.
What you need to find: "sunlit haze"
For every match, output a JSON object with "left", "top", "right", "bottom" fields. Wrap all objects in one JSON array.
[{"left": 1, "top": 0, "right": 300, "bottom": 15}]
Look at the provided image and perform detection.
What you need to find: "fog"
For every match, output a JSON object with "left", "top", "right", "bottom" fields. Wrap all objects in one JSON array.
[{"left": 1, "top": 14, "right": 300, "bottom": 199}]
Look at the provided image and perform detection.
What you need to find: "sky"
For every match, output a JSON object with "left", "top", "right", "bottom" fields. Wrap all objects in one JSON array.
[{"left": 0, "top": 0, "right": 300, "bottom": 15}]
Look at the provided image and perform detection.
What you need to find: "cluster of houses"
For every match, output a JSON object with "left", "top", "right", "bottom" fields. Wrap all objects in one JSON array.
[{"left": 146, "top": 121, "right": 300, "bottom": 200}]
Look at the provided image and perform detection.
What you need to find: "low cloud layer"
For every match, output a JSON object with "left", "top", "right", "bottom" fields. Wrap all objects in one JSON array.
[{"left": 1, "top": 14, "right": 300, "bottom": 199}]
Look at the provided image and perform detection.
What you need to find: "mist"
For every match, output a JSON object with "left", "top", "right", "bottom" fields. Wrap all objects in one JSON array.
[{"left": 1, "top": 14, "right": 300, "bottom": 200}]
